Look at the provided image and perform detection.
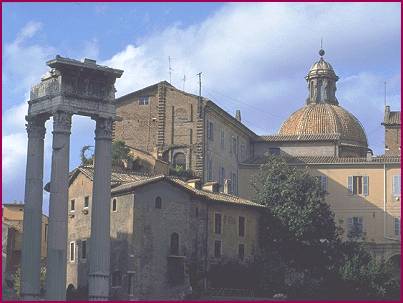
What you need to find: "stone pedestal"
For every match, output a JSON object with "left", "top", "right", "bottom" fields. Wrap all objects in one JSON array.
[
  {"left": 88, "top": 118, "right": 113, "bottom": 300},
  {"left": 21, "top": 117, "right": 46, "bottom": 300},
  {"left": 45, "top": 111, "right": 72, "bottom": 300}
]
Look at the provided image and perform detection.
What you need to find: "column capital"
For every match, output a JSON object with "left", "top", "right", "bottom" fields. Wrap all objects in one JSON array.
[
  {"left": 26, "top": 116, "right": 47, "bottom": 139},
  {"left": 94, "top": 117, "right": 113, "bottom": 140},
  {"left": 53, "top": 111, "right": 72, "bottom": 134}
]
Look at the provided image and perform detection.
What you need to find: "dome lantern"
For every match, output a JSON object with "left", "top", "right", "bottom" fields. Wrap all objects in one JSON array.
[{"left": 305, "top": 49, "right": 339, "bottom": 106}]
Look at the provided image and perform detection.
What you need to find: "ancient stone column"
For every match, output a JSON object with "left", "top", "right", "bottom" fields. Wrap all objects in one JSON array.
[
  {"left": 21, "top": 116, "right": 46, "bottom": 300},
  {"left": 88, "top": 117, "right": 113, "bottom": 300},
  {"left": 45, "top": 111, "right": 72, "bottom": 300}
]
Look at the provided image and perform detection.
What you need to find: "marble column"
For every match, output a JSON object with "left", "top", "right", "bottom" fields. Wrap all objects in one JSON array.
[
  {"left": 45, "top": 111, "right": 72, "bottom": 300},
  {"left": 88, "top": 117, "right": 113, "bottom": 300},
  {"left": 21, "top": 116, "right": 46, "bottom": 300}
]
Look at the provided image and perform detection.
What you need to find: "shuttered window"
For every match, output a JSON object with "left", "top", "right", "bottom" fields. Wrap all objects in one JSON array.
[
  {"left": 348, "top": 176, "right": 368, "bottom": 196},
  {"left": 394, "top": 218, "right": 400, "bottom": 235},
  {"left": 393, "top": 175, "right": 401, "bottom": 196}
]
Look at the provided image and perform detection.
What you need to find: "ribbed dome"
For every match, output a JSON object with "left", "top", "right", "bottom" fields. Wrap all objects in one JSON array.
[{"left": 279, "top": 103, "right": 368, "bottom": 146}]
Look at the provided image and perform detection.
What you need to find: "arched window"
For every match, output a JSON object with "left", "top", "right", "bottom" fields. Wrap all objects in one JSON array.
[
  {"left": 112, "top": 199, "right": 117, "bottom": 212},
  {"left": 170, "top": 232, "right": 179, "bottom": 255},
  {"left": 155, "top": 196, "right": 162, "bottom": 209},
  {"left": 173, "top": 153, "right": 186, "bottom": 170}
]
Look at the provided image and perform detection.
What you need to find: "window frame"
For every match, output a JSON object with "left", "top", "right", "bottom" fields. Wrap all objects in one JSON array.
[
  {"left": 214, "top": 213, "right": 222, "bottom": 234},
  {"left": 348, "top": 176, "right": 369, "bottom": 196},
  {"left": 155, "top": 196, "right": 162, "bottom": 209},
  {"left": 238, "top": 243, "right": 245, "bottom": 260},
  {"left": 70, "top": 199, "right": 75, "bottom": 212},
  {"left": 393, "top": 175, "right": 401, "bottom": 197},
  {"left": 139, "top": 96, "right": 149, "bottom": 105},
  {"left": 112, "top": 198, "right": 117, "bottom": 212},
  {"left": 69, "top": 241, "right": 75, "bottom": 263},
  {"left": 394, "top": 218, "right": 400, "bottom": 236},
  {"left": 238, "top": 216, "right": 245, "bottom": 237},
  {"left": 214, "top": 240, "right": 222, "bottom": 258},
  {"left": 81, "top": 240, "right": 87, "bottom": 260},
  {"left": 84, "top": 196, "right": 89, "bottom": 209}
]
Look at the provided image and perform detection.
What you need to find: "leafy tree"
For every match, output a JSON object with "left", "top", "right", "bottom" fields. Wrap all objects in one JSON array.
[
  {"left": 111, "top": 140, "right": 132, "bottom": 167},
  {"left": 252, "top": 155, "right": 400, "bottom": 299},
  {"left": 80, "top": 145, "right": 93, "bottom": 166},
  {"left": 253, "top": 156, "right": 341, "bottom": 282}
]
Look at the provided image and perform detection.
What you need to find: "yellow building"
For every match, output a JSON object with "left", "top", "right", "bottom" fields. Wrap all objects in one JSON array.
[{"left": 2, "top": 203, "right": 48, "bottom": 276}]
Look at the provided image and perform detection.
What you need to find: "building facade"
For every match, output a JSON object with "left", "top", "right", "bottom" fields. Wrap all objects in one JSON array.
[{"left": 65, "top": 167, "right": 262, "bottom": 300}]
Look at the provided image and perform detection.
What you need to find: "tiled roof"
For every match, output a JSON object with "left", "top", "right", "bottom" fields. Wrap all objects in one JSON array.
[
  {"left": 112, "top": 176, "right": 264, "bottom": 209},
  {"left": 256, "top": 133, "right": 341, "bottom": 142},
  {"left": 278, "top": 104, "right": 368, "bottom": 146},
  {"left": 70, "top": 166, "right": 150, "bottom": 187},
  {"left": 240, "top": 155, "right": 401, "bottom": 166},
  {"left": 383, "top": 111, "right": 401, "bottom": 125}
]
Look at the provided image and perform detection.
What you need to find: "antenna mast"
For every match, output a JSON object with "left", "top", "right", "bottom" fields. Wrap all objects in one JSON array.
[
  {"left": 182, "top": 74, "right": 186, "bottom": 91},
  {"left": 168, "top": 56, "right": 174, "bottom": 84}
]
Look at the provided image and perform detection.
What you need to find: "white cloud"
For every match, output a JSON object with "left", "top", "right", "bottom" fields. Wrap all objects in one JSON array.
[{"left": 104, "top": 2, "right": 400, "bottom": 153}]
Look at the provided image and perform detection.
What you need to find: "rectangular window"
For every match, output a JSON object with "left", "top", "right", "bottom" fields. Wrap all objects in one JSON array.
[
  {"left": 232, "top": 172, "right": 238, "bottom": 195},
  {"left": 208, "top": 121, "right": 214, "bottom": 140},
  {"left": 214, "top": 240, "right": 221, "bottom": 258},
  {"left": 139, "top": 96, "right": 149, "bottom": 105},
  {"left": 112, "top": 271, "right": 122, "bottom": 287},
  {"left": 215, "top": 213, "right": 222, "bottom": 234},
  {"left": 70, "top": 241, "right": 75, "bottom": 262},
  {"left": 348, "top": 176, "right": 368, "bottom": 196},
  {"left": 239, "top": 216, "right": 245, "bottom": 237},
  {"left": 70, "top": 199, "right": 75, "bottom": 211},
  {"left": 347, "top": 217, "right": 363, "bottom": 239},
  {"left": 393, "top": 175, "right": 401, "bottom": 197},
  {"left": 84, "top": 196, "right": 89, "bottom": 208},
  {"left": 238, "top": 244, "right": 245, "bottom": 260},
  {"left": 240, "top": 144, "right": 246, "bottom": 160},
  {"left": 395, "top": 218, "right": 400, "bottom": 236},
  {"left": 219, "top": 167, "right": 225, "bottom": 186},
  {"left": 81, "top": 240, "right": 87, "bottom": 260},
  {"left": 112, "top": 199, "right": 117, "bottom": 212},
  {"left": 220, "top": 130, "right": 225, "bottom": 149},
  {"left": 232, "top": 137, "right": 237, "bottom": 155},
  {"left": 207, "top": 157, "right": 213, "bottom": 181},
  {"left": 128, "top": 273, "right": 134, "bottom": 295},
  {"left": 316, "top": 176, "right": 328, "bottom": 191}
]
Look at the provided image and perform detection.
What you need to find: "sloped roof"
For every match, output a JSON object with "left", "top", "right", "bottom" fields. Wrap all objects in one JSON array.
[
  {"left": 240, "top": 155, "right": 401, "bottom": 166},
  {"left": 68, "top": 166, "right": 151, "bottom": 188},
  {"left": 383, "top": 110, "right": 401, "bottom": 125},
  {"left": 256, "top": 133, "right": 341, "bottom": 142},
  {"left": 112, "top": 176, "right": 264, "bottom": 209}
]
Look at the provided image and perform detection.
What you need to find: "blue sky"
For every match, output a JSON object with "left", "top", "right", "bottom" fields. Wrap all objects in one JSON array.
[{"left": 2, "top": 3, "right": 401, "bottom": 213}]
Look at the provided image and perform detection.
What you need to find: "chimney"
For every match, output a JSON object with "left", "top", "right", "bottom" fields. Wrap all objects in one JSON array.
[
  {"left": 366, "top": 149, "right": 373, "bottom": 161},
  {"left": 235, "top": 110, "right": 241, "bottom": 122},
  {"left": 202, "top": 181, "right": 219, "bottom": 193},
  {"left": 187, "top": 178, "right": 202, "bottom": 190},
  {"left": 223, "top": 179, "right": 232, "bottom": 194}
]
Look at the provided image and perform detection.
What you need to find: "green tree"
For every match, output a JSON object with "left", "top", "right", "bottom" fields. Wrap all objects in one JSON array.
[
  {"left": 253, "top": 155, "right": 400, "bottom": 299},
  {"left": 253, "top": 156, "right": 341, "bottom": 280},
  {"left": 112, "top": 140, "right": 132, "bottom": 167},
  {"left": 80, "top": 145, "right": 93, "bottom": 166}
]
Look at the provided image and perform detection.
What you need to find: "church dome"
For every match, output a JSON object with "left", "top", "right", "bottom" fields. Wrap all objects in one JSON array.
[
  {"left": 278, "top": 48, "right": 368, "bottom": 150},
  {"left": 278, "top": 103, "right": 368, "bottom": 146}
]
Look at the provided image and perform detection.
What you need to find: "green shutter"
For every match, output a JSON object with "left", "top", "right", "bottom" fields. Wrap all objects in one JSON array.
[
  {"left": 363, "top": 176, "right": 369, "bottom": 196},
  {"left": 348, "top": 176, "right": 353, "bottom": 193}
]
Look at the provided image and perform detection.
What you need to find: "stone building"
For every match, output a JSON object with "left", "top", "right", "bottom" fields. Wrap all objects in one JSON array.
[
  {"left": 382, "top": 105, "right": 401, "bottom": 156},
  {"left": 112, "top": 49, "right": 400, "bottom": 261},
  {"left": 65, "top": 167, "right": 262, "bottom": 300},
  {"left": 113, "top": 81, "right": 256, "bottom": 194},
  {"left": 2, "top": 203, "right": 48, "bottom": 278}
]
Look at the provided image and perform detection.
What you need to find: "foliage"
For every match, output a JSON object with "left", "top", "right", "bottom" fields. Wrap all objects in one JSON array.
[
  {"left": 11, "top": 265, "right": 46, "bottom": 298},
  {"left": 112, "top": 140, "right": 133, "bottom": 167},
  {"left": 169, "top": 164, "right": 196, "bottom": 180},
  {"left": 253, "top": 155, "right": 400, "bottom": 300},
  {"left": 80, "top": 145, "right": 93, "bottom": 166}
]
